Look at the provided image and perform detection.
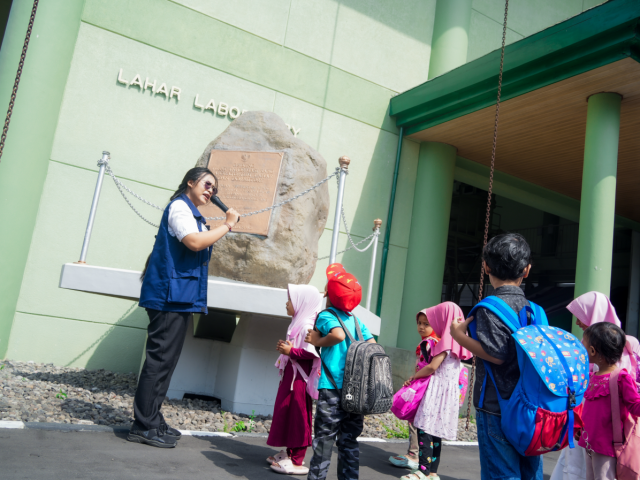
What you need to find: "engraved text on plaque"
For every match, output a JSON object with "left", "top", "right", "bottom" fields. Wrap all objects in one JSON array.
[{"left": 199, "top": 150, "right": 284, "bottom": 236}]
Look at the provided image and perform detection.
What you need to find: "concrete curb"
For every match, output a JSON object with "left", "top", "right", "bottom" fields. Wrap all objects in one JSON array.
[
  {"left": 0, "top": 421, "right": 478, "bottom": 446},
  {"left": 0, "top": 420, "right": 24, "bottom": 429}
]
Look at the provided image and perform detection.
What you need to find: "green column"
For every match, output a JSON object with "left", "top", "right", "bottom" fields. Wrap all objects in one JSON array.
[
  {"left": 395, "top": 0, "right": 471, "bottom": 350},
  {"left": 428, "top": 0, "right": 473, "bottom": 79},
  {"left": 397, "top": 143, "right": 457, "bottom": 350},
  {"left": 573, "top": 93, "right": 622, "bottom": 336},
  {"left": 0, "top": 0, "right": 85, "bottom": 358}
]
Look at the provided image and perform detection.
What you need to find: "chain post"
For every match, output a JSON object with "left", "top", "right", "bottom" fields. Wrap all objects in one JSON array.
[
  {"left": 466, "top": 0, "right": 509, "bottom": 432},
  {"left": 0, "top": 0, "right": 39, "bottom": 163},
  {"left": 329, "top": 156, "right": 350, "bottom": 264},
  {"left": 366, "top": 219, "right": 382, "bottom": 311},
  {"left": 77, "top": 152, "right": 110, "bottom": 264}
]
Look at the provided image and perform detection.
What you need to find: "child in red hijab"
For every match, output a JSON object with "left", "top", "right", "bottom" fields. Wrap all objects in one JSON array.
[{"left": 304, "top": 264, "right": 376, "bottom": 480}]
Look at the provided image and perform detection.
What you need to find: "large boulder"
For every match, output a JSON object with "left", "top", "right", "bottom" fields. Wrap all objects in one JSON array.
[{"left": 196, "top": 111, "right": 330, "bottom": 288}]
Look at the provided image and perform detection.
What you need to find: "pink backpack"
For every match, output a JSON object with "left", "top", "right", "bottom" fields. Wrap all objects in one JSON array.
[
  {"left": 391, "top": 338, "right": 436, "bottom": 422},
  {"left": 624, "top": 340, "right": 640, "bottom": 387},
  {"left": 610, "top": 369, "right": 640, "bottom": 480},
  {"left": 458, "top": 366, "right": 469, "bottom": 407},
  {"left": 391, "top": 376, "right": 432, "bottom": 422}
]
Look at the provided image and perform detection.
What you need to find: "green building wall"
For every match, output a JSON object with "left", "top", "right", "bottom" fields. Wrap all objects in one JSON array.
[{"left": 0, "top": 0, "right": 606, "bottom": 371}]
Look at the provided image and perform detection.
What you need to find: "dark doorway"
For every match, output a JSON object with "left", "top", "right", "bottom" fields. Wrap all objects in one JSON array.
[{"left": 442, "top": 181, "right": 632, "bottom": 331}]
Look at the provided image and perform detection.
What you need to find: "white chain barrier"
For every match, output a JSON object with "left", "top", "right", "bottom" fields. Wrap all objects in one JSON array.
[
  {"left": 106, "top": 160, "right": 376, "bottom": 257},
  {"left": 317, "top": 229, "right": 378, "bottom": 261},
  {"left": 104, "top": 160, "right": 340, "bottom": 229},
  {"left": 84, "top": 152, "right": 382, "bottom": 311},
  {"left": 106, "top": 157, "right": 378, "bottom": 257},
  {"left": 335, "top": 171, "right": 377, "bottom": 253}
]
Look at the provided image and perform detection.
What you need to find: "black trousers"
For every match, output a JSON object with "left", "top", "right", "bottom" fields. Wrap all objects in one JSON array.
[
  {"left": 133, "top": 309, "right": 190, "bottom": 431},
  {"left": 418, "top": 429, "right": 442, "bottom": 474},
  {"left": 308, "top": 389, "right": 364, "bottom": 480}
]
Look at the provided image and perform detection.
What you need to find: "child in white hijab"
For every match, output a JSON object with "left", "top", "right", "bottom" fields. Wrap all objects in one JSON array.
[{"left": 266, "top": 284, "right": 323, "bottom": 475}]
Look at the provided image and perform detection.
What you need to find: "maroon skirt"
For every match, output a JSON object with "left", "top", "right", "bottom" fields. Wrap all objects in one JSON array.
[{"left": 267, "top": 349, "right": 315, "bottom": 448}]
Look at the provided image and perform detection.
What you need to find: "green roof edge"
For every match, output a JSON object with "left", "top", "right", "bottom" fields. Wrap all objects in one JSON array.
[{"left": 390, "top": 0, "right": 640, "bottom": 135}]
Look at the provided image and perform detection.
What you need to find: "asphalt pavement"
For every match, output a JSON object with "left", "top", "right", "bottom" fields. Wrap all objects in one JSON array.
[{"left": 0, "top": 427, "right": 561, "bottom": 480}]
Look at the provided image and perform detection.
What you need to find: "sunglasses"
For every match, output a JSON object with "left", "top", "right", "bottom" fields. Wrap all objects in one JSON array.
[{"left": 203, "top": 180, "right": 218, "bottom": 195}]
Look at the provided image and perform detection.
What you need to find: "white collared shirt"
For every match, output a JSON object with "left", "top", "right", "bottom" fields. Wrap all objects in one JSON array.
[{"left": 168, "top": 199, "right": 199, "bottom": 241}]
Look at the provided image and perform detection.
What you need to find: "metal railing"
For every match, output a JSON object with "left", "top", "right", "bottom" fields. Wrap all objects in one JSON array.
[{"left": 76, "top": 151, "right": 383, "bottom": 311}]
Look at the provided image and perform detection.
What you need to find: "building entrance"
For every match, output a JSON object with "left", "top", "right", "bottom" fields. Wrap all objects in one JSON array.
[{"left": 442, "top": 181, "right": 633, "bottom": 332}]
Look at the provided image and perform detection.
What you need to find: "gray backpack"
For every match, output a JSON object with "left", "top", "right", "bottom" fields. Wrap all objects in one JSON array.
[{"left": 318, "top": 309, "right": 394, "bottom": 415}]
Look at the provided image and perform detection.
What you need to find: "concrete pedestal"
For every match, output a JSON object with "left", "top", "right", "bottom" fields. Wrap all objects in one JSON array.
[
  {"left": 167, "top": 313, "right": 286, "bottom": 415},
  {"left": 59, "top": 262, "right": 381, "bottom": 415}
]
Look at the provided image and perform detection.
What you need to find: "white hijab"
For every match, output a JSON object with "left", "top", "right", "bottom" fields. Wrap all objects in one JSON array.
[{"left": 275, "top": 284, "right": 323, "bottom": 399}]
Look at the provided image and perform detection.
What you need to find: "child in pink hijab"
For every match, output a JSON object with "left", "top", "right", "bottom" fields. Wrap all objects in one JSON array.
[
  {"left": 267, "top": 284, "right": 323, "bottom": 475},
  {"left": 550, "top": 292, "right": 640, "bottom": 480},
  {"left": 568, "top": 291, "right": 640, "bottom": 383},
  {"left": 402, "top": 302, "right": 472, "bottom": 480}
]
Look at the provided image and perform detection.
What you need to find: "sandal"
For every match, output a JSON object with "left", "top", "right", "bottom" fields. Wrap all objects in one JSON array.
[
  {"left": 389, "top": 455, "right": 419, "bottom": 470},
  {"left": 267, "top": 450, "right": 288, "bottom": 465},
  {"left": 400, "top": 470, "right": 430, "bottom": 480},
  {"left": 270, "top": 458, "right": 309, "bottom": 475}
]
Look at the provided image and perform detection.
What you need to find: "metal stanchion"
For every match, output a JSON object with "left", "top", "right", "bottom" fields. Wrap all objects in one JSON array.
[
  {"left": 77, "top": 151, "right": 110, "bottom": 264},
  {"left": 329, "top": 156, "right": 350, "bottom": 264},
  {"left": 366, "top": 219, "right": 382, "bottom": 311}
]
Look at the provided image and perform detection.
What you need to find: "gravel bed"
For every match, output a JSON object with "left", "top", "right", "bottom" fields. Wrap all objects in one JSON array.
[{"left": 0, "top": 361, "right": 477, "bottom": 441}]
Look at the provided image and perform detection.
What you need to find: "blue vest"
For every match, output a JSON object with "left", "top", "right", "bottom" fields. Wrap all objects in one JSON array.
[{"left": 139, "top": 194, "right": 211, "bottom": 313}]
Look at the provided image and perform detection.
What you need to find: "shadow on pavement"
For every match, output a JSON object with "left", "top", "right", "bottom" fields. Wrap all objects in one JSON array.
[
  {"left": 0, "top": 427, "right": 562, "bottom": 480},
  {"left": 195, "top": 435, "right": 489, "bottom": 480}
]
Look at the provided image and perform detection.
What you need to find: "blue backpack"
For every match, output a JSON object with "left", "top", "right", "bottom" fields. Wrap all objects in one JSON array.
[{"left": 468, "top": 296, "right": 589, "bottom": 456}]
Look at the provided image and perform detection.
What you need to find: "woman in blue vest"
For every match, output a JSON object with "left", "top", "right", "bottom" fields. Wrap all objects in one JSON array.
[{"left": 128, "top": 167, "right": 239, "bottom": 448}]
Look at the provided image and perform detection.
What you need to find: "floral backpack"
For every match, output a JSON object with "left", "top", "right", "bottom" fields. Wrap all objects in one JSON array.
[{"left": 468, "top": 296, "right": 589, "bottom": 456}]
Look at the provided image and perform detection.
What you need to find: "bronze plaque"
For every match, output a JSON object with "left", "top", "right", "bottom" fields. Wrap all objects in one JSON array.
[{"left": 199, "top": 150, "right": 284, "bottom": 236}]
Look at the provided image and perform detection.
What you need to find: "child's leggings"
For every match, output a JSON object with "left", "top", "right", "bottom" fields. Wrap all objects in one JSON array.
[
  {"left": 417, "top": 428, "right": 442, "bottom": 474},
  {"left": 287, "top": 447, "right": 307, "bottom": 467}
]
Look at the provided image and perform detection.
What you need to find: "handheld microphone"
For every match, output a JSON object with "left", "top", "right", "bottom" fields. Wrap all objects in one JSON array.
[
  {"left": 211, "top": 195, "right": 228, "bottom": 213},
  {"left": 211, "top": 195, "right": 240, "bottom": 223}
]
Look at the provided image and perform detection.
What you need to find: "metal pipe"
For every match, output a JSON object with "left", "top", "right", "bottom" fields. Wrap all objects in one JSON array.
[
  {"left": 366, "top": 219, "right": 382, "bottom": 311},
  {"left": 329, "top": 156, "right": 350, "bottom": 264},
  {"left": 376, "top": 127, "right": 403, "bottom": 316},
  {"left": 77, "top": 151, "right": 110, "bottom": 263}
]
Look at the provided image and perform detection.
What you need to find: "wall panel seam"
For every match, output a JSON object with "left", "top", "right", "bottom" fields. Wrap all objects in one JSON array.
[
  {"left": 164, "top": 0, "right": 402, "bottom": 93},
  {"left": 50, "top": 159, "right": 174, "bottom": 192},
  {"left": 15, "top": 311, "right": 146, "bottom": 330},
  {"left": 79, "top": 20, "right": 399, "bottom": 133},
  {"left": 471, "top": 8, "right": 524, "bottom": 37}
]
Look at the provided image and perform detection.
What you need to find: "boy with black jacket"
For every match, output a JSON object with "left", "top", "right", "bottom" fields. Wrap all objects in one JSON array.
[{"left": 451, "top": 233, "right": 543, "bottom": 480}]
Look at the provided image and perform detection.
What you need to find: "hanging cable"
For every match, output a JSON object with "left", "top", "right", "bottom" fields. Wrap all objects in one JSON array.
[
  {"left": 466, "top": 0, "right": 509, "bottom": 432},
  {"left": 0, "top": 0, "right": 39, "bottom": 163}
]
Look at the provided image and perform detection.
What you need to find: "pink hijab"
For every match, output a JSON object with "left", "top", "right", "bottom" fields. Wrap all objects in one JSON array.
[
  {"left": 567, "top": 291, "right": 621, "bottom": 328},
  {"left": 567, "top": 291, "right": 639, "bottom": 379},
  {"left": 420, "top": 302, "right": 473, "bottom": 361},
  {"left": 275, "top": 284, "right": 323, "bottom": 399}
]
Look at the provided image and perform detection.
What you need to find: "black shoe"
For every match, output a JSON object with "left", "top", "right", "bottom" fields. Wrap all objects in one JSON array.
[
  {"left": 160, "top": 423, "right": 182, "bottom": 441},
  {"left": 127, "top": 428, "right": 177, "bottom": 448}
]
